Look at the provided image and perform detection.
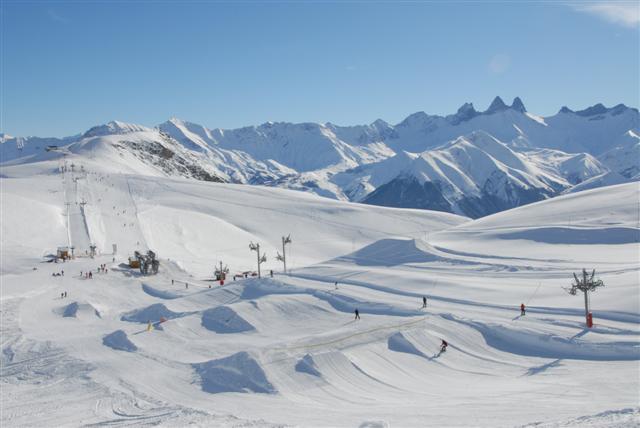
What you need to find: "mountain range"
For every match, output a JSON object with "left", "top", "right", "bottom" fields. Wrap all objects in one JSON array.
[{"left": 1, "top": 96, "right": 638, "bottom": 218}]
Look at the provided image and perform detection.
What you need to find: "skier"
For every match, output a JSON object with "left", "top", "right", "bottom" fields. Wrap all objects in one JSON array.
[
  {"left": 270, "top": 270, "right": 273, "bottom": 278},
  {"left": 171, "top": 279, "right": 174, "bottom": 285},
  {"left": 89, "top": 271, "right": 93, "bottom": 279},
  {"left": 334, "top": 281, "right": 338, "bottom": 290},
  {"left": 422, "top": 296, "right": 427, "bottom": 308},
  {"left": 61, "top": 270, "right": 64, "bottom": 276},
  {"left": 185, "top": 282, "right": 188, "bottom": 289},
  {"left": 61, "top": 292, "right": 64, "bottom": 299},
  {"left": 440, "top": 339, "right": 448, "bottom": 353},
  {"left": 520, "top": 303, "right": 526, "bottom": 316},
  {"left": 354, "top": 309, "right": 360, "bottom": 320}
]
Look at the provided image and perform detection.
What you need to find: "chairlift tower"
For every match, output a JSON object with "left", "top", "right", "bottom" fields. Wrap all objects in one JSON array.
[
  {"left": 276, "top": 234, "right": 292, "bottom": 274},
  {"left": 565, "top": 268, "right": 605, "bottom": 327},
  {"left": 249, "top": 242, "right": 267, "bottom": 278},
  {"left": 215, "top": 260, "right": 229, "bottom": 280}
]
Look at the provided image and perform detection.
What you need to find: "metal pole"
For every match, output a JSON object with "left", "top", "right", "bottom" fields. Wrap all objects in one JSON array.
[
  {"left": 282, "top": 237, "right": 287, "bottom": 274},
  {"left": 65, "top": 202, "right": 72, "bottom": 247},
  {"left": 583, "top": 269, "right": 589, "bottom": 325},
  {"left": 256, "top": 244, "right": 261, "bottom": 278}
]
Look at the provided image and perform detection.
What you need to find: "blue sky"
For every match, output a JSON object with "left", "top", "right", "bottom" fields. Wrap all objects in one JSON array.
[{"left": 2, "top": 1, "right": 639, "bottom": 137}]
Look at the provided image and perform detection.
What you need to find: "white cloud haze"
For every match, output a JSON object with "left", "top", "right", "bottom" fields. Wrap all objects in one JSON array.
[{"left": 571, "top": 1, "right": 640, "bottom": 28}]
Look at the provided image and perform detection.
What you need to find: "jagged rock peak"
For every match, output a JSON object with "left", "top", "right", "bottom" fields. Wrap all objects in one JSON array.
[
  {"left": 457, "top": 102, "right": 477, "bottom": 116},
  {"left": 447, "top": 102, "right": 478, "bottom": 125},
  {"left": 511, "top": 97, "right": 526, "bottom": 112},
  {"left": 485, "top": 96, "right": 508, "bottom": 114},
  {"left": 575, "top": 103, "right": 608, "bottom": 117}
]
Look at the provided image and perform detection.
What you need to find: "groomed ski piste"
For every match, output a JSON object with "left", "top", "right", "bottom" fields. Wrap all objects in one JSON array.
[{"left": 1, "top": 146, "right": 639, "bottom": 427}]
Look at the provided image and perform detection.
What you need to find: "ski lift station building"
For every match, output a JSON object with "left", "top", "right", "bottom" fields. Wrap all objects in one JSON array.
[{"left": 57, "top": 247, "right": 70, "bottom": 260}]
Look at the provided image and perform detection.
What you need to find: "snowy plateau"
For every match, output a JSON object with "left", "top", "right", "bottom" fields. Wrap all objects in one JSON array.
[{"left": 1, "top": 98, "right": 639, "bottom": 427}]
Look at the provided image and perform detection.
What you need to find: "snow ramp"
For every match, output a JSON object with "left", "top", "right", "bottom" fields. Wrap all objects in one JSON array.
[
  {"left": 295, "top": 354, "right": 322, "bottom": 377},
  {"left": 201, "top": 306, "right": 255, "bottom": 334},
  {"left": 192, "top": 352, "right": 275, "bottom": 394},
  {"left": 103, "top": 330, "right": 137, "bottom": 352},
  {"left": 336, "top": 238, "right": 472, "bottom": 266},
  {"left": 387, "top": 332, "right": 428, "bottom": 359},
  {"left": 58, "top": 301, "right": 101, "bottom": 319},
  {"left": 444, "top": 314, "right": 640, "bottom": 361},
  {"left": 141, "top": 283, "right": 180, "bottom": 300},
  {"left": 120, "top": 303, "right": 191, "bottom": 323}
]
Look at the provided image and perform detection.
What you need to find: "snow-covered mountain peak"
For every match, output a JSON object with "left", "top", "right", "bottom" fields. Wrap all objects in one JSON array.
[
  {"left": 371, "top": 118, "right": 391, "bottom": 129},
  {"left": 3, "top": 98, "right": 637, "bottom": 220},
  {"left": 441, "top": 131, "right": 530, "bottom": 176},
  {"left": 159, "top": 117, "right": 216, "bottom": 152},
  {"left": 83, "top": 120, "right": 152, "bottom": 138},
  {"left": 166, "top": 117, "right": 188, "bottom": 127},
  {"left": 398, "top": 111, "right": 432, "bottom": 127},
  {"left": 598, "top": 129, "right": 640, "bottom": 179}
]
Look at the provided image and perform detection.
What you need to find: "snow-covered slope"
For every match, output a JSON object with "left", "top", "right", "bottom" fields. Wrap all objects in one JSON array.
[
  {"left": 159, "top": 117, "right": 393, "bottom": 173},
  {"left": 598, "top": 130, "right": 640, "bottom": 179},
  {"left": 347, "top": 132, "right": 607, "bottom": 217},
  {"left": 2, "top": 154, "right": 637, "bottom": 427}
]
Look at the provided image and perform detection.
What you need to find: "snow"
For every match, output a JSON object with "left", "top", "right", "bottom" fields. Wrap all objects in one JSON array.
[
  {"left": 103, "top": 330, "right": 138, "bottom": 352},
  {"left": 387, "top": 332, "right": 429, "bottom": 358},
  {"left": 201, "top": 306, "right": 255, "bottom": 334},
  {"left": 1, "top": 126, "right": 639, "bottom": 427},
  {"left": 3, "top": 99, "right": 637, "bottom": 217},
  {"left": 59, "top": 301, "right": 102, "bottom": 319},
  {"left": 192, "top": 352, "right": 276, "bottom": 394},
  {"left": 121, "top": 303, "right": 191, "bottom": 324},
  {"left": 295, "top": 354, "right": 322, "bottom": 377}
]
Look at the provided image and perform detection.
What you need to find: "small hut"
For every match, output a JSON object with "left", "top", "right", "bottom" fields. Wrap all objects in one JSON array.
[
  {"left": 128, "top": 257, "right": 140, "bottom": 268},
  {"left": 57, "top": 246, "right": 69, "bottom": 260}
]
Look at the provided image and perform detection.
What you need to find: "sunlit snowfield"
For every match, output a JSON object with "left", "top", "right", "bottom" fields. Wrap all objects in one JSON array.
[{"left": 1, "top": 152, "right": 638, "bottom": 427}]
